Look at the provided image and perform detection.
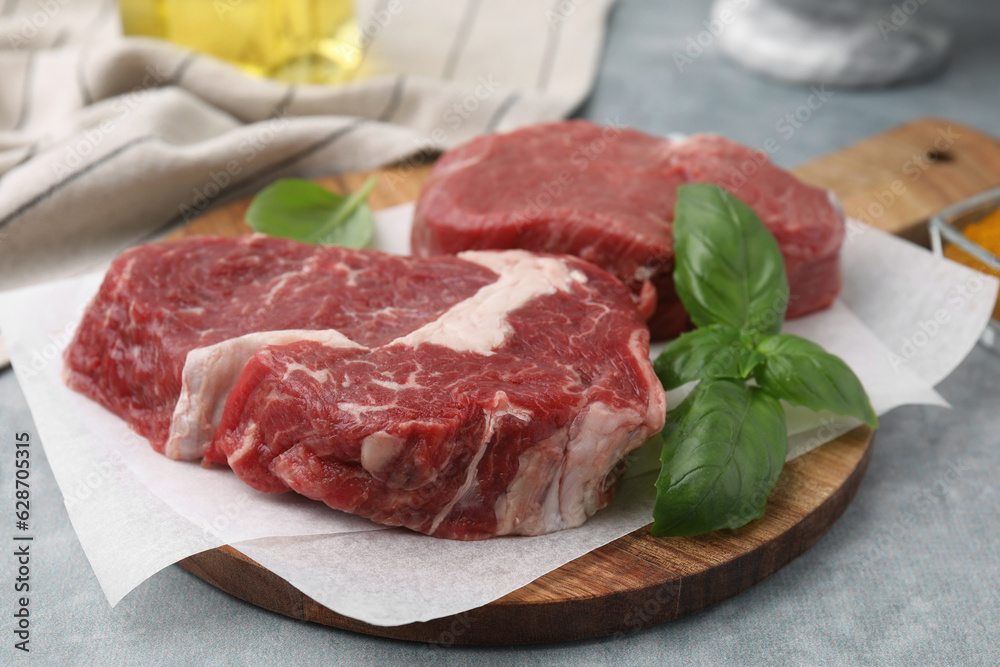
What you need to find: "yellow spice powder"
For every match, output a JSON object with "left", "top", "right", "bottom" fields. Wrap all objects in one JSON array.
[{"left": 943, "top": 206, "right": 1000, "bottom": 320}]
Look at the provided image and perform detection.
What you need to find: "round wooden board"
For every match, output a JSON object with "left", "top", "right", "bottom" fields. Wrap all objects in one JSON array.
[
  {"left": 178, "top": 427, "right": 873, "bottom": 644},
  {"left": 170, "top": 164, "right": 875, "bottom": 645}
]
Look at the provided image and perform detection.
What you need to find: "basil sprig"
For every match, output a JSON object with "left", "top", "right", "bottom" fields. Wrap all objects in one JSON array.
[
  {"left": 246, "top": 177, "right": 377, "bottom": 248},
  {"left": 651, "top": 184, "right": 877, "bottom": 537}
]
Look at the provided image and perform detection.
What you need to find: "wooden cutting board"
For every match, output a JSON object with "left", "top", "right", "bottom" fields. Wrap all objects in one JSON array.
[{"left": 175, "top": 118, "right": 1000, "bottom": 644}]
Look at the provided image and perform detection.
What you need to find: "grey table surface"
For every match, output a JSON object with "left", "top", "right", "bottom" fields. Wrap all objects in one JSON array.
[{"left": 3, "top": 0, "right": 1000, "bottom": 665}]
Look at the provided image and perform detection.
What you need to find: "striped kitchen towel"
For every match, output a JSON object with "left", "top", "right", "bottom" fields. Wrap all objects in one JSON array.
[{"left": 0, "top": 0, "right": 616, "bottom": 290}]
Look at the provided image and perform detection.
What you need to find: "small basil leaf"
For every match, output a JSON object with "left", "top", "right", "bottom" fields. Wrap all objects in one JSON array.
[
  {"left": 672, "top": 184, "right": 789, "bottom": 335},
  {"left": 653, "top": 324, "right": 746, "bottom": 389},
  {"left": 246, "top": 177, "right": 376, "bottom": 248},
  {"left": 651, "top": 378, "right": 787, "bottom": 536},
  {"left": 754, "top": 334, "right": 879, "bottom": 428}
]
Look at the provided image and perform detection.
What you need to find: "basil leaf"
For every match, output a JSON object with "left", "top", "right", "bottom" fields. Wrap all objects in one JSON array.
[
  {"left": 673, "top": 184, "right": 789, "bottom": 335},
  {"left": 246, "top": 177, "right": 376, "bottom": 248},
  {"left": 651, "top": 379, "right": 787, "bottom": 536},
  {"left": 754, "top": 334, "right": 879, "bottom": 428},
  {"left": 653, "top": 324, "right": 761, "bottom": 390}
]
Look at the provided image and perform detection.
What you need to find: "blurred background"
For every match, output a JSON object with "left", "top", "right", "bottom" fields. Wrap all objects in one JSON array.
[
  {"left": 2, "top": 1, "right": 1000, "bottom": 663},
  {"left": 582, "top": 0, "right": 999, "bottom": 166}
]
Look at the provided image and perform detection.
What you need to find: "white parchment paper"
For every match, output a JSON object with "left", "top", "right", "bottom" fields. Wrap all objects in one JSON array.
[{"left": 0, "top": 209, "right": 995, "bottom": 625}]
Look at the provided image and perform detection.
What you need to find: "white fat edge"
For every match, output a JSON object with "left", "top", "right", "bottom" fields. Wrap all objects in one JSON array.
[
  {"left": 495, "top": 324, "right": 663, "bottom": 534},
  {"left": 392, "top": 250, "right": 587, "bottom": 356},
  {"left": 553, "top": 327, "right": 665, "bottom": 525},
  {"left": 557, "top": 401, "right": 651, "bottom": 528},
  {"left": 493, "top": 431, "right": 568, "bottom": 536},
  {"left": 426, "top": 391, "right": 532, "bottom": 535},
  {"left": 164, "top": 329, "right": 366, "bottom": 461}
]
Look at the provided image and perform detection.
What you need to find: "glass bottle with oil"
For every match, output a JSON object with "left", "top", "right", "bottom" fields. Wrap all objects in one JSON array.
[{"left": 119, "top": 0, "right": 362, "bottom": 84}]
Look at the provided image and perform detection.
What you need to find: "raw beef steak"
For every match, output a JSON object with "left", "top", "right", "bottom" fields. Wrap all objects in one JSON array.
[
  {"left": 411, "top": 121, "right": 845, "bottom": 339},
  {"left": 204, "top": 250, "right": 665, "bottom": 540},
  {"left": 65, "top": 238, "right": 665, "bottom": 539}
]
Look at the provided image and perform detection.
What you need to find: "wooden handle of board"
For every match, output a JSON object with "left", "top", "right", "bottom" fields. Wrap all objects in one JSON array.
[{"left": 792, "top": 117, "right": 1000, "bottom": 246}]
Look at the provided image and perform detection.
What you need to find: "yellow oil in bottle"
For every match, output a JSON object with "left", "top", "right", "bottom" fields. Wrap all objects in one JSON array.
[{"left": 119, "top": 0, "right": 362, "bottom": 84}]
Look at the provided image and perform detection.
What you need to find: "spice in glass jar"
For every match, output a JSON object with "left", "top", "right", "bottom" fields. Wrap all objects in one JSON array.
[{"left": 943, "top": 206, "right": 1000, "bottom": 320}]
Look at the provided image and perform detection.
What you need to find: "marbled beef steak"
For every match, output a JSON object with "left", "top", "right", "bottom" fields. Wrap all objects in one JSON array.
[
  {"left": 65, "top": 237, "right": 665, "bottom": 539},
  {"left": 411, "top": 120, "right": 845, "bottom": 339}
]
